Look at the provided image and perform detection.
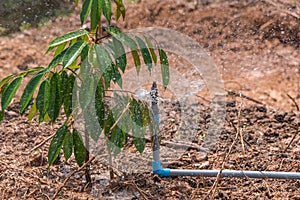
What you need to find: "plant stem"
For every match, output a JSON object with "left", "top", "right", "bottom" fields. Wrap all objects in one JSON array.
[
  {"left": 84, "top": 129, "right": 92, "bottom": 186},
  {"left": 96, "top": 15, "right": 102, "bottom": 44}
]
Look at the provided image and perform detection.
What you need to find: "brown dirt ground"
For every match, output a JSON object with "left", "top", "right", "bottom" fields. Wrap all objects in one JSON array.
[{"left": 1, "top": 0, "right": 300, "bottom": 199}]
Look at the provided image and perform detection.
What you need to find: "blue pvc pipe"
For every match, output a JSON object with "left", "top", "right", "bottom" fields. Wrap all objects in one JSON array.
[{"left": 150, "top": 82, "right": 300, "bottom": 180}]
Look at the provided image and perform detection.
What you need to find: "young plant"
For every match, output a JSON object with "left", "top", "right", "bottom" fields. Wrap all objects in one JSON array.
[{"left": 0, "top": 0, "right": 169, "bottom": 180}]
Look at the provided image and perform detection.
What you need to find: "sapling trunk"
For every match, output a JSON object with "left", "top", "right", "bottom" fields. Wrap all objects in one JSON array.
[{"left": 84, "top": 129, "right": 92, "bottom": 187}]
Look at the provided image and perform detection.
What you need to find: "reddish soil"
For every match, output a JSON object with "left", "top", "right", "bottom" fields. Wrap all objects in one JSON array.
[{"left": 1, "top": 0, "right": 300, "bottom": 199}]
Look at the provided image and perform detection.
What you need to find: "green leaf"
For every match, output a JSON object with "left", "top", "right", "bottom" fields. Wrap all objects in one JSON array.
[
  {"left": 105, "top": 27, "right": 137, "bottom": 50},
  {"left": 144, "top": 35, "right": 157, "bottom": 64},
  {"left": 36, "top": 79, "right": 50, "bottom": 122},
  {"left": 79, "top": 74, "right": 95, "bottom": 109},
  {"left": 47, "top": 30, "right": 88, "bottom": 52},
  {"left": 130, "top": 98, "right": 145, "bottom": 153},
  {"left": 73, "top": 129, "right": 86, "bottom": 167},
  {"left": 112, "top": 64, "right": 122, "bottom": 88},
  {"left": 0, "top": 111, "right": 4, "bottom": 122},
  {"left": 75, "top": 0, "right": 79, "bottom": 6},
  {"left": 112, "top": 37, "right": 126, "bottom": 73},
  {"left": 81, "top": 40, "right": 90, "bottom": 62},
  {"left": 91, "top": 0, "right": 102, "bottom": 31},
  {"left": 94, "top": 45, "right": 114, "bottom": 86},
  {"left": 130, "top": 98, "right": 143, "bottom": 126},
  {"left": 132, "top": 126, "right": 145, "bottom": 154},
  {"left": 48, "top": 125, "right": 67, "bottom": 165},
  {"left": 63, "top": 129, "right": 73, "bottom": 161},
  {"left": 0, "top": 75, "right": 14, "bottom": 92},
  {"left": 84, "top": 107, "right": 102, "bottom": 141},
  {"left": 63, "top": 74, "right": 76, "bottom": 118},
  {"left": 132, "top": 50, "right": 141, "bottom": 74},
  {"left": 20, "top": 73, "right": 44, "bottom": 114},
  {"left": 95, "top": 79, "right": 105, "bottom": 127},
  {"left": 48, "top": 73, "right": 62, "bottom": 124},
  {"left": 80, "top": 0, "right": 92, "bottom": 25},
  {"left": 28, "top": 101, "right": 37, "bottom": 121},
  {"left": 47, "top": 47, "right": 68, "bottom": 71},
  {"left": 1, "top": 76, "right": 23, "bottom": 111},
  {"left": 135, "top": 36, "right": 152, "bottom": 72},
  {"left": 61, "top": 71, "right": 68, "bottom": 99},
  {"left": 159, "top": 49, "right": 170, "bottom": 89},
  {"left": 63, "top": 41, "right": 88, "bottom": 69},
  {"left": 102, "top": 0, "right": 112, "bottom": 24},
  {"left": 109, "top": 126, "right": 126, "bottom": 156},
  {"left": 115, "top": 0, "right": 126, "bottom": 20},
  {"left": 54, "top": 42, "right": 67, "bottom": 57},
  {"left": 104, "top": 28, "right": 141, "bottom": 73}
]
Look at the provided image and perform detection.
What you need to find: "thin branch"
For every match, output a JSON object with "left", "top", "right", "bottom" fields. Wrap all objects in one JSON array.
[
  {"left": 52, "top": 156, "right": 96, "bottom": 199},
  {"left": 287, "top": 93, "right": 300, "bottom": 111},
  {"left": 22, "top": 132, "right": 57, "bottom": 155},
  {"left": 227, "top": 90, "right": 263, "bottom": 105},
  {"left": 105, "top": 89, "right": 135, "bottom": 95},
  {"left": 284, "top": 124, "right": 299, "bottom": 152}
]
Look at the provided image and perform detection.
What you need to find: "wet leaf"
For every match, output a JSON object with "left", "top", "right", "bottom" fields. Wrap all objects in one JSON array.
[
  {"left": 159, "top": 49, "right": 170, "bottom": 89},
  {"left": 105, "top": 27, "right": 137, "bottom": 50},
  {"left": 111, "top": 64, "right": 122, "bottom": 88},
  {"left": 105, "top": 110, "right": 115, "bottom": 136},
  {"left": 63, "top": 74, "right": 76, "bottom": 118},
  {"left": 130, "top": 98, "right": 143, "bottom": 126},
  {"left": 144, "top": 35, "right": 157, "bottom": 64},
  {"left": 112, "top": 37, "right": 126, "bottom": 73},
  {"left": 135, "top": 36, "right": 152, "bottom": 72},
  {"left": 102, "top": 0, "right": 112, "bottom": 24},
  {"left": 95, "top": 79, "right": 105, "bottom": 127},
  {"left": 130, "top": 98, "right": 145, "bottom": 153},
  {"left": 47, "top": 30, "right": 88, "bottom": 52},
  {"left": 84, "top": 107, "right": 102, "bottom": 141},
  {"left": 63, "top": 41, "right": 87, "bottom": 69},
  {"left": 61, "top": 71, "right": 68, "bottom": 98},
  {"left": 36, "top": 79, "right": 50, "bottom": 122},
  {"left": 48, "top": 125, "right": 67, "bottom": 165},
  {"left": 91, "top": 0, "right": 102, "bottom": 31},
  {"left": 109, "top": 126, "right": 126, "bottom": 156},
  {"left": 1, "top": 76, "right": 23, "bottom": 111},
  {"left": 80, "top": 0, "right": 92, "bottom": 25},
  {"left": 132, "top": 126, "right": 145, "bottom": 154},
  {"left": 79, "top": 74, "right": 95, "bottom": 109},
  {"left": 20, "top": 72, "right": 44, "bottom": 114},
  {"left": 94, "top": 45, "right": 114, "bottom": 86},
  {"left": 63, "top": 129, "right": 73, "bottom": 161},
  {"left": 73, "top": 129, "right": 86, "bottom": 167},
  {"left": 48, "top": 73, "right": 62, "bottom": 124}
]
